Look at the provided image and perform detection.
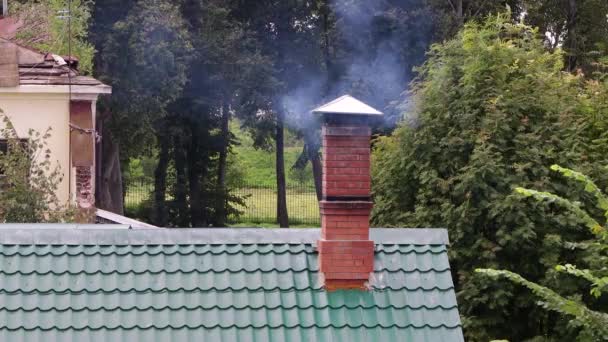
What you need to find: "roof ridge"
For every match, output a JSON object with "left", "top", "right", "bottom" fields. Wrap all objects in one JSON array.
[
  {"left": 0, "top": 228, "right": 450, "bottom": 245},
  {"left": 0, "top": 244, "right": 444, "bottom": 257}
]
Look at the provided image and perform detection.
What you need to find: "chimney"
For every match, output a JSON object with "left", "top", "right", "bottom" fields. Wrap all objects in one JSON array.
[
  {"left": 312, "top": 95, "right": 383, "bottom": 290},
  {"left": 0, "top": 39, "right": 18, "bottom": 87}
]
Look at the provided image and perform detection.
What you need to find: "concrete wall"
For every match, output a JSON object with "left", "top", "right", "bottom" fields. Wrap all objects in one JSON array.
[{"left": 0, "top": 92, "right": 71, "bottom": 204}]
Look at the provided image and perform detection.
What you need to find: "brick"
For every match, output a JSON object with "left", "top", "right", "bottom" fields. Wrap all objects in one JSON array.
[
  {"left": 321, "top": 210, "right": 370, "bottom": 216},
  {"left": 319, "top": 120, "right": 376, "bottom": 290},
  {"left": 324, "top": 279, "right": 368, "bottom": 291},
  {"left": 359, "top": 153, "right": 371, "bottom": 161},
  {"left": 324, "top": 174, "right": 369, "bottom": 182},
  {"left": 325, "top": 161, "right": 370, "bottom": 169},
  {"left": 320, "top": 205, "right": 371, "bottom": 214},
  {"left": 323, "top": 272, "right": 370, "bottom": 280},
  {"left": 324, "top": 154, "right": 361, "bottom": 162},
  {"left": 322, "top": 125, "right": 371, "bottom": 137},
  {"left": 324, "top": 147, "right": 371, "bottom": 155},
  {"left": 75, "top": 166, "right": 94, "bottom": 209},
  {"left": 331, "top": 259, "right": 357, "bottom": 267},
  {"left": 334, "top": 181, "right": 364, "bottom": 189},
  {"left": 322, "top": 181, "right": 336, "bottom": 189},
  {"left": 325, "top": 167, "right": 361, "bottom": 175},
  {"left": 324, "top": 188, "right": 371, "bottom": 196},
  {"left": 324, "top": 229, "right": 365, "bottom": 236},
  {"left": 323, "top": 140, "right": 370, "bottom": 148},
  {"left": 336, "top": 221, "right": 354, "bottom": 228},
  {"left": 323, "top": 232, "right": 370, "bottom": 240}
]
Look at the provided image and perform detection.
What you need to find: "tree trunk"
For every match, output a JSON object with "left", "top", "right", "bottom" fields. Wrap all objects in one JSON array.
[
  {"left": 310, "top": 151, "right": 322, "bottom": 201},
  {"left": 566, "top": 0, "right": 578, "bottom": 71},
  {"left": 321, "top": 0, "right": 338, "bottom": 95},
  {"left": 447, "top": 0, "right": 464, "bottom": 24},
  {"left": 97, "top": 124, "right": 124, "bottom": 215},
  {"left": 276, "top": 110, "right": 289, "bottom": 227},
  {"left": 173, "top": 133, "right": 189, "bottom": 227},
  {"left": 456, "top": 0, "right": 463, "bottom": 25},
  {"left": 187, "top": 121, "right": 205, "bottom": 227},
  {"left": 153, "top": 127, "right": 170, "bottom": 227},
  {"left": 318, "top": 0, "right": 331, "bottom": 201},
  {"left": 304, "top": 130, "right": 322, "bottom": 201},
  {"left": 215, "top": 104, "right": 230, "bottom": 226}
]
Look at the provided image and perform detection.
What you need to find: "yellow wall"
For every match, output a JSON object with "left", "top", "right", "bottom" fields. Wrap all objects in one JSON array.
[{"left": 0, "top": 93, "right": 71, "bottom": 204}]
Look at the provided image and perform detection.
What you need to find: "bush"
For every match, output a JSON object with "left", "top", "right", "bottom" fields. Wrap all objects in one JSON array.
[
  {"left": 0, "top": 109, "right": 75, "bottom": 222},
  {"left": 478, "top": 165, "right": 608, "bottom": 341},
  {"left": 372, "top": 14, "right": 608, "bottom": 341}
]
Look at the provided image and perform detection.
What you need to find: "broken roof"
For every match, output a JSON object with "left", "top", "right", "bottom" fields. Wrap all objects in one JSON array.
[
  {"left": 0, "top": 16, "right": 21, "bottom": 40},
  {"left": 0, "top": 37, "right": 110, "bottom": 91},
  {"left": 0, "top": 227, "right": 464, "bottom": 342}
]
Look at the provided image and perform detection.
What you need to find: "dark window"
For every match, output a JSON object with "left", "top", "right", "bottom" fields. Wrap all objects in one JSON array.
[{"left": 0, "top": 139, "right": 30, "bottom": 177}]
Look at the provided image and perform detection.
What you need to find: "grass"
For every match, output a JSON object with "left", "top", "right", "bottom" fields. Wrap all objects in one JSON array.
[
  {"left": 230, "top": 120, "right": 315, "bottom": 187},
  {"left": 124, "top": 183, "right": 153, "bottom": 208}
]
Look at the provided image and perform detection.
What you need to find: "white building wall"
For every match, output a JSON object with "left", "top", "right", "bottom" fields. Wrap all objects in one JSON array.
[{"left": 0, "top": 92, "right": 71, "bottom": 204}]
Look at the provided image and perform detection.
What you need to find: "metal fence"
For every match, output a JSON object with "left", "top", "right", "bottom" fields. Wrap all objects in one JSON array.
[
  {"left": 229, "top": 181, "right": 320, "bottom": 225},
  {"left": 123, "top": 179, "right": 320, "bottom": 226}
]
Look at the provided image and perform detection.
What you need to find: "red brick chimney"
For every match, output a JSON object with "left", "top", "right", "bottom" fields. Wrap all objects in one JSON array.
[{"left": 312, "top": 95, "right": 383, "bottom": 290}]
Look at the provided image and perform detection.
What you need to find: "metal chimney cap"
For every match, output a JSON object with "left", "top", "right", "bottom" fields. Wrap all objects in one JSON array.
[{"left": 312, "top": 95, "right": 383, "bottom": 116}]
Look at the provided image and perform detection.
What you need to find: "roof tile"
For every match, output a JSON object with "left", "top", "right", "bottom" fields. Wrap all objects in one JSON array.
[{"left": 0, "top": 229, "right": 463, "bottom": 341}]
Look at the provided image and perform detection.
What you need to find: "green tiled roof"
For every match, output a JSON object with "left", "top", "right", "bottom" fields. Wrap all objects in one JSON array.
[{"left": 0, "top": 228, "right": 463, "bottom": 341}]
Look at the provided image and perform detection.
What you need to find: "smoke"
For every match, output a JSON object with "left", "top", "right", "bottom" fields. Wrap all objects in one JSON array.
[
  {"left": 282, "top": 77, "right": 325, "bottom": 132},
  {"left": 281, "top": 0, "right": 434, "bottom": 130}
]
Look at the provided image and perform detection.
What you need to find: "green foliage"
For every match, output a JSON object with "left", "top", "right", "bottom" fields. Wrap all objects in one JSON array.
[
  {"left": 372, "top": 14, "right": 608, "bottom": 341},
  {"left": 521, "top": 0, "right": 608, "bottom": 73},
  {"left": 477, "top": 269, "right": 608, "bottom": 341},
  {"left": 478, "top": 165, "right": 608, "bottom": 341},
  {"left": 12, "top": 0, "right": 95, "bottom": 73},
  {"left": 0, "top": 109, "right": 75, "bottom": 222},
  {"left": 92, "top": 0, "right": 192, "bottom": 161}
]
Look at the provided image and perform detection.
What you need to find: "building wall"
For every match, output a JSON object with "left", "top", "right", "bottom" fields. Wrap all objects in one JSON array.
[{"left": 0, "top": 92, "right": 71, "bottom": 204}]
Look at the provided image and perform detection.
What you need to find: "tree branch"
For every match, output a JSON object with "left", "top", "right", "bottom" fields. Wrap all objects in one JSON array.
[
  {"left": 472, "top": 0, "right": 489, "bottom": 18},
  {"left": 446, "top": 0, "right": 456, "bottom": 13}
]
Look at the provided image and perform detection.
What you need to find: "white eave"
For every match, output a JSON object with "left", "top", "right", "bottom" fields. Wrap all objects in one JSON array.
[
  {"left": 312, "top": 95, "right": 383, "bottom": 116},
  {"left": 0, "top": 84, "right": 111, "bottom": 95}
]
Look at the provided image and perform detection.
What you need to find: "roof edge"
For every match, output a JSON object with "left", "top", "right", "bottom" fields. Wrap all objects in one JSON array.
[
  {"left": 0, "top": 84, "right": 112, "bottom": 95},
  {"left": 0, "top": 227, "right": 449, "bottom": 245}
]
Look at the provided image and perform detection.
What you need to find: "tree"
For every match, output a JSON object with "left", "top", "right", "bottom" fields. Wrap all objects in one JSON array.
[
  {"left": 11, "top": 0, "right": 95, "bottom": 73},
  {"left": 0, "top": 109, "right": 75, "bottom": 222},
  {"left": 185, "top": 0, "right": 271, "bottom": 226},
  {"left": 371, "top": 14, "right": 608, "bottom": 341},
  {"left": 478, "top": 165, "right": 608, "bottom": 341},
  {"left": 424, "top": 0, "right": 520, "bottom": 43},
  {"left": 90, "top": 0, "right": 192, "bottom": 216},
  {"left": 521, "top": 0, "right": 608, "bottom": 74},
  {"left": 231, "top": 0, "right": 325, "bottom": 227}
]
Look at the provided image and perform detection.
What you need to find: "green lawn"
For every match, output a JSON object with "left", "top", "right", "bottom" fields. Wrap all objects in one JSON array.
[
  {"left": 123, "top": 183, "right": 153, "bottom": 210},
  {"left": 229, "top": 120, "right": 315, "bottom": 187}
]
